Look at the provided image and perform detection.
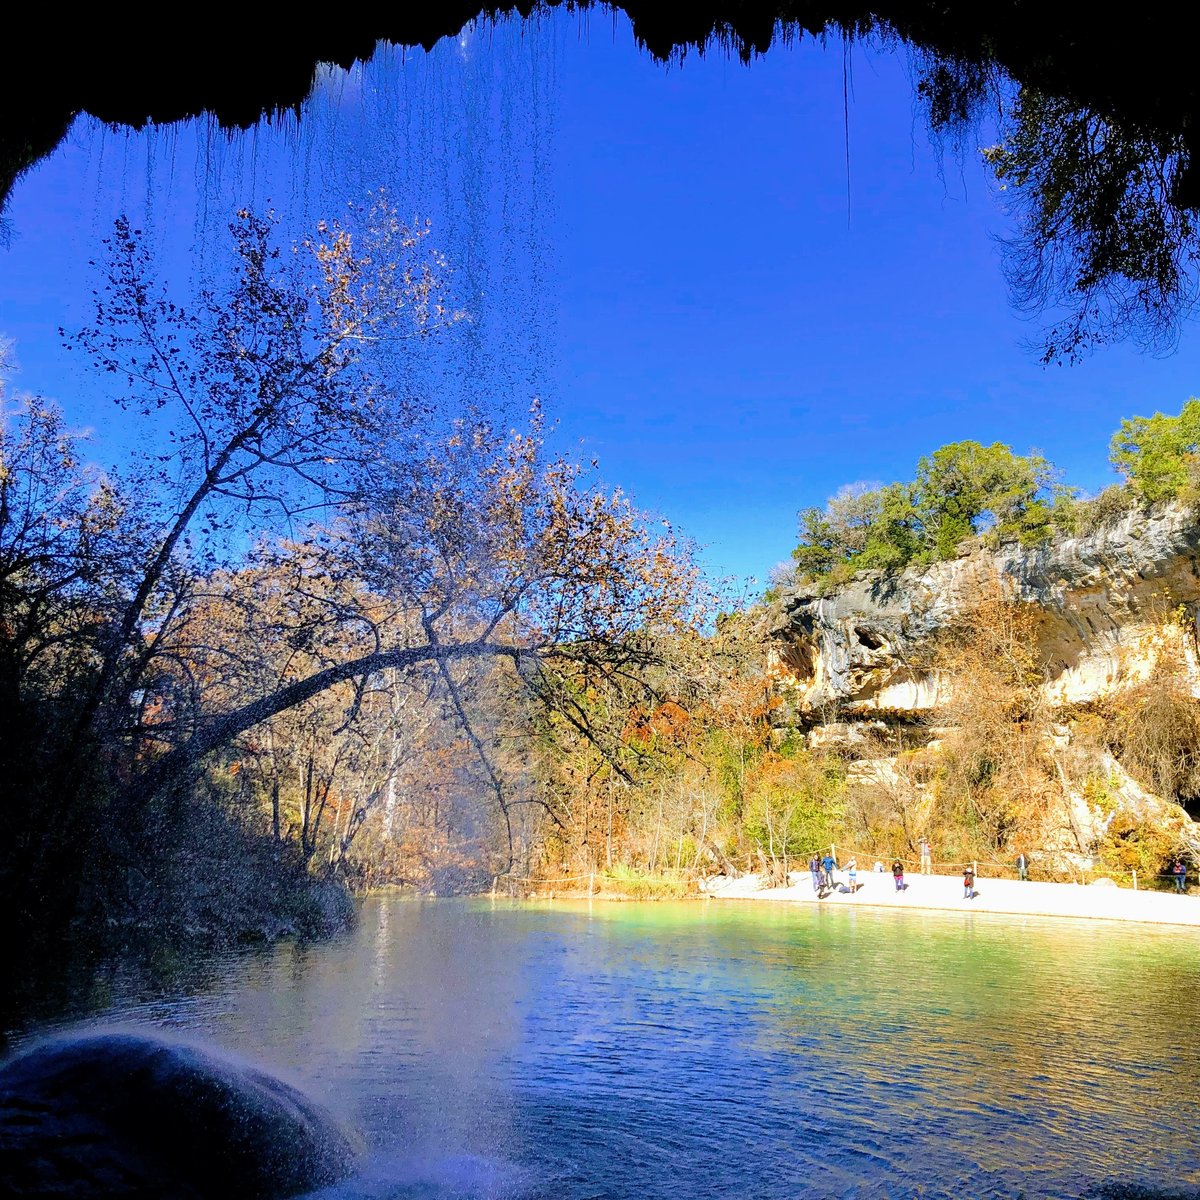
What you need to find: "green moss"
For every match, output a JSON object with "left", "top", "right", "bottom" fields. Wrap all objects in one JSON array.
[{"left": 1083, "top": 774, "right": 1120, "bottom": 816}]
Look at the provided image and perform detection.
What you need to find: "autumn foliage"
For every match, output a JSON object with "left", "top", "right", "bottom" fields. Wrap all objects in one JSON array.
[{"left": 0, "top": 204, "right": 704, "bottom": 959}]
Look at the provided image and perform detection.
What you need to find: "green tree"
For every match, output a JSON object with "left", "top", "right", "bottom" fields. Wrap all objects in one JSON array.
[
  {"left": 1109, "top": 397, "right": 1200, "bottom": 503},
  {"left": 856, "top": 483, "right": 922, "bottom": 569},
  {"left": 793, "top": 482, "right": 921, "bottom": 582},
  {"left": 793, "top": 441, "right": 1054, "bottom": 584},
  {"left": 742, "top": 749, "right": 843, "bottom": 878},
  {"left": 792, "top": 505, "right": 842, "bottom": 580},
  {"left": 915, "top": 441, "right": 1053, "bottom": 558}
]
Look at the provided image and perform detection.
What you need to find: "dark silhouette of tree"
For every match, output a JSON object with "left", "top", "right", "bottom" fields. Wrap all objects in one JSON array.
[{"left": 0, "top": 208, "right": 700, "bottom": 946}]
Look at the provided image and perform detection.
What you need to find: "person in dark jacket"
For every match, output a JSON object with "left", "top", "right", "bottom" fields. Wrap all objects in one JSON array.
[
  {"left": 821, "top": 852, "right": 837, "bottom": 889},
  {"left": 1173, "top": 859, "right": 1188, "bottom": 893},
  {"left": 891, "top": 859, "right": 904, "bottom": 892},
  {"left": 1016, "top": 852, "right": 1028, "bottom": 882},
  {"left": 809, "top": 854, "right": 822, "bottom": 894}
]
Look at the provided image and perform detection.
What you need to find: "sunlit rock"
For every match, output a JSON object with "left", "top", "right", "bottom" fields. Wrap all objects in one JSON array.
[
  {"left": 772, "top": 503, "right": 1200, "bottom": 716},
  {"left": 0, "top": 1030, "right": 356, "bottom": 1197}
]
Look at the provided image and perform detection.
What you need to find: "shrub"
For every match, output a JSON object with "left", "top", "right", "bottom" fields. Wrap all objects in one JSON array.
[
  {"left": 598, "top": 863, "right": 693, "bottom": 899},
  {"left": 1106, "top": 639, "right": 1200, "bottom": 804},
  {"left": 1070, "top": 484, "right": 1137, "bottom": 535},
  {"left": 1097, "top": 811, "right": 1178, "bottom": 883}
]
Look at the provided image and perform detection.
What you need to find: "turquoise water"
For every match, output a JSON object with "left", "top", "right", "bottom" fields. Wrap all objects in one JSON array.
[{"left": 24, "top": 898, "right": 1200, "bottom": 1198}]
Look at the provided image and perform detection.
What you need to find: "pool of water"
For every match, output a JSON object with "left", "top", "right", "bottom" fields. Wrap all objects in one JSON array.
[{"left": 16, "top": 898, "right": 1200, "bottom": 1198}]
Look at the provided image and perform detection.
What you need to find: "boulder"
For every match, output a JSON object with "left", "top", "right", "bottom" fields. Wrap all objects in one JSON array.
[{"left": 0, "top": 1030, "right": 357, "bottom": 1197}]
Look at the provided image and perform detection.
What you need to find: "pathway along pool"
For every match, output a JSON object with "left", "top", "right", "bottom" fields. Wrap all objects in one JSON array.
[{"left": 14, "top": 897, "right": 1200, "bottom": 1199}]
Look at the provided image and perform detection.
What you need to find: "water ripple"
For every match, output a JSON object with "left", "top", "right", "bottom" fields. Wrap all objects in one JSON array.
[{"left": 46, "top": 898, "right": 1200, "bottom": 1200}]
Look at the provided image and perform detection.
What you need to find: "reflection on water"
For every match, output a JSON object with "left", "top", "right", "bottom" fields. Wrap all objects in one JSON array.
[{"left": 12, "top": 898, "right": 1200, "bottom": 1199}]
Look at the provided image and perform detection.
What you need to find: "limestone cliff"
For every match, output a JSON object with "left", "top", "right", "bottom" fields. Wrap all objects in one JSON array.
[
  {"left": 767, "top": 502, "right": 1200, "bottom": 871},
  {"left": 771, "top": 502, "right": 1200, "bottom": 717}
]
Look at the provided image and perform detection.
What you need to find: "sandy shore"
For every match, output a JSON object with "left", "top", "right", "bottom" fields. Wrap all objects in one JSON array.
[{"left": 702, "top": 868, "right": 1200, "bottom": 927}]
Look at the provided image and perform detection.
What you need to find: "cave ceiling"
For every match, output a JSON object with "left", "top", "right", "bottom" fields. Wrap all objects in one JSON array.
[{"left": 2, "top": 3, "right": 1195, "bottom": 210}]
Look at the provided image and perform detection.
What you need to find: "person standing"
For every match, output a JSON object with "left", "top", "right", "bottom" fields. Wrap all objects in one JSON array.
[
  {"left": 1016, "top": 851, "right": 1028, "bottom": 882},
  {"left": 821, "top": 851, "right": 837, "bottom": 890},
  {"left": 847, "top": 857, "right": 858, "bottom": 894},
  {"left": 892, "top": 858, "right": 905, "bottom": 892},
  {"left": 919, "top": 837, "right": 932, "bottom": 875},
  {"left": 1173, "top": 858, "right": 1188, "bottom": 894},
  {"left": 963, "top": 865, "right": 975, "bottom": 899},
  {"left": 809, "top": 853, "right": 822, "bottom": 894}
]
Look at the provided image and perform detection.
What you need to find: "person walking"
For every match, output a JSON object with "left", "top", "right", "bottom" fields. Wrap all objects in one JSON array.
[
  {"left": 847, "top": 857, "right": 858, "bottom": 894},
  {"left": 1016, "top": 851, "right": 1028, "bottom": 882},
  {"left": 1172, "top": 858, "right": 1188, "bottom": 894},
  {"left": 919, "top": 837, "right": 932, "bottom": 875},
  {"left": 892, "top": 858, "right": 905, "bottom": 892},
  {"left": 809, "top": 853, "right": 822, "bottom": 894},
  {"left": 821, "top": 851, "right": 837, "bottom": 890},
  {"left": 963, "top": 865, "right": 976, "bottom": 899}
]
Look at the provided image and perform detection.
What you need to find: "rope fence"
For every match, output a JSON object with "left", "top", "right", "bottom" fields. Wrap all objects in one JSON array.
[
  {"left": 794, "top": 843, "right": 1195, "bottom": 891},
  {"left": 490, "top": 846, "right": 1196, "bottom": 896}
]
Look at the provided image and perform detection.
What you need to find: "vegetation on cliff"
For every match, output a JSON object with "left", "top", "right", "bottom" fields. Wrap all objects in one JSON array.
[
  {"left": 528, "top": 573, "right": 1200, "bottom": 894},
  {"left": 525, "top": 407, "right": 1200, "bottom": 895},
  {"left": 791, "top": 398, "right": 1200, "bottom": 592}
]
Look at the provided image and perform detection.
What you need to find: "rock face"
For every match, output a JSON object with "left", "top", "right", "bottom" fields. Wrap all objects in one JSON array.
[
  {"left": 772, "top": 503, "right": 1200, "bottom": 717},
  {"left": 0, "top": 1031, "right": 357, "bottom": 1198}
]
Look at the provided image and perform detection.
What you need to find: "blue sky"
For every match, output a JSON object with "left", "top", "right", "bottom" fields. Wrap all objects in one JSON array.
[{"left": 1, "top": 13, "right": 1197, "bottom": 588}]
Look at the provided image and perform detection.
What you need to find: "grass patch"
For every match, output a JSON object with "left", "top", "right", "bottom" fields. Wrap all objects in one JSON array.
[{"left": 598, "top": 864, "right": 695, "bottom": 899}]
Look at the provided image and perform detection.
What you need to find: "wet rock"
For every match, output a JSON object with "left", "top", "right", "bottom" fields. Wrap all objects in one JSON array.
[{"left": 0, "top": 1030, "right": 357, "bottom": 1197}]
